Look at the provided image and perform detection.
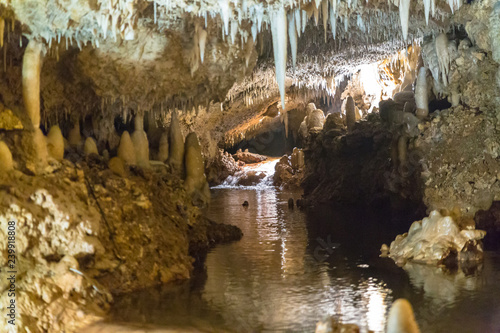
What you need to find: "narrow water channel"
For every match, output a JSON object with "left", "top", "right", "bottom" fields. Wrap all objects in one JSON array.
[{"left": 109, "top": 185, "right": 500, "bottom": 333}]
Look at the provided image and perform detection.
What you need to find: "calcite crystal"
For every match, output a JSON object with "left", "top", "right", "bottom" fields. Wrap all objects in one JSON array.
[{"left": 386, "top": 210, "right": 486, "bottom": 265}]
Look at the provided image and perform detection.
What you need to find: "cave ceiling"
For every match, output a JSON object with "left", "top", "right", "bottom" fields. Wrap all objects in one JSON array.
[{"left": 0, "top": 0, "right": 466, "bottom": 125}]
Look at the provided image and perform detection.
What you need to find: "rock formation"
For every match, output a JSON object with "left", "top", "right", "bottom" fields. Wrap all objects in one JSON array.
[
  {"left": 117, "top": 131, "right": 136, "bottom": 166},
  {"left": 345, "top": 96, "right": 356, "bottom": 132},
  {"left": 385, "top": 210, "right": 486, "bottom": 265},
  {"left": 46, "top": 125, "right": 64, "bottom": 161},
  {"left": 184, "top": 132, "right": 210, "bottom": 204},
  {"left": 168, "top": 112, "right": 184, "bottom": 173},
  {"left": 157, "top": 131, "right": 169, "bottom": 162},
  {"left": 131, "top": 114, "right": 150, "bottom": 169},
  {"left": 386, "top": 299, "right": 420, "bottom": 333},
  {"left": 0, "top": 141, "right": 14, "bottom": 173},
  {"left": 84, "top": 137, "right": 99, "bottom": 156}
]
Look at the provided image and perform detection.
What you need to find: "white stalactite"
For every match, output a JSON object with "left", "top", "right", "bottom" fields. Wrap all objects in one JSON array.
[
  {"left": 288, "top": 12, "right": 297, "bottom": 71},
  {"left": 329, "top": 1, "right": 337, "bottom": 39},
  {"left": 399, "top": 0, "right": 410, "bottom": 42},
  {"left": 219, "top": 0, "right": 230, "bottom": 35},
  {"left": 423, "top": 0, "right": 431, "bottom": 25},
  {"left": 198, "top": 27, "right": 207, "bottom": 63},
  {"left": 271, "top": 7, "right": 288, "bottom": 109}
]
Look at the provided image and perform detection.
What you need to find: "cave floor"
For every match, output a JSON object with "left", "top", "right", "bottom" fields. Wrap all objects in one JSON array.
[{"left": 84, "top": 187, "right": 500, "bottom": 333}]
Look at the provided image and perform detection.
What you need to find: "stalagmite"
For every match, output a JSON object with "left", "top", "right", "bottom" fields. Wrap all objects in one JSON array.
[
  {"left": 168, "top": 111, "right": 184, "bottom": 173},
  {"left": 22, "top": 40, "right": 43, "bottom": 128},
  {"left": 84, "top": 137, "right": 98, "bottom": 156},
  {"left": 131, "top": 114, "right": 150, "bottom": 169},
  {"left": 0, "top": 19, "right": 4, "bottom": 48},
  {"left": 184, "top": 132, "right": 210, "bottom": 204},
  {"left": 415, "top": 67, "right": 429, "bottom": 119},
  {"left": 288, "top": 12, "right": 297, "bottom": 71},
  {"left": 68, "top": 120, "right": 82, "bottom": 148},
  {"left": 46, "top": 125, "right": 64, "bottom": 161},
  {"left": 271, "top": 7, "right": 287, "bottom": 109},
  {"left": 386, "top": 299, "right": 420, "bottom": 333},
  {"left": 345, "top": 96, "right": 356, "bottom": 132},
  {"left": 158, "top": 131, "right": 169, "bottom": 162},
  {"left": 435, "top": 33, "right": 450, "bottom": 86},
  {"left": 117, "top": 131, "right": 136, "bottom": 165},
  {"left": 0, "top": 141, "right": 13, "bottom": 173},
  {"left": 399, "top": 0, "right": 410, "bottom": 42}
]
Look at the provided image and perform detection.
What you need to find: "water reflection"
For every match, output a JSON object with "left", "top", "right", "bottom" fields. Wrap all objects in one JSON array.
[{"left": 108, "top": 188, "right": 500, "bottom": 333}]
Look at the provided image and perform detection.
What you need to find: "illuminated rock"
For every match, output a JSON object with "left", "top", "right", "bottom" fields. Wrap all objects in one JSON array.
[
  {"left": 168, "top": 111, "right": 184, "bottom": 173},
  {"left": 0, "top": 141, "right": 14, "bottom": 173},
  {"left": 345, "top": 96, "right": 356, "bottom": 132},
  {"left": 184, "top": 132, "right": 210, "bottom": 204},
  {"left": 68, "top": 120, "right": 82, "bottom": 148},
  {"left": 117, "top": 131, "right": 136, "bottom": 166},
  {"left": 386, "top": 299, "right": 420, "bottom": 333},
  {"left": 387, "top": 210, "right": 486, "bottom": 265},
  {"left": 46, "top": 125, "right": 64, "bottom": 161},
  {"left": 84, "top": 137, "right": 98, "bottom": 156},
  {"left": 131, "top": 114, "right": 150, "bottom": 169}
]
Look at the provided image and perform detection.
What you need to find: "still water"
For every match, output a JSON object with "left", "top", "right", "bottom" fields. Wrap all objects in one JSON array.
[{"left": 110, "top": 187, "right": 500, "bottom": 333}]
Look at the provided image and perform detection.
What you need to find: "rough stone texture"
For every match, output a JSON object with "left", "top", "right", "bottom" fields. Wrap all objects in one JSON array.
[
  {"left": 274, "top": 148, "right": 305, "bottom": 190},
  {"left": 205, "top": 149, "right": 240, "bottom": 185},
  {"left": 302, "top": 114, "right": 422, "bottom": 206},
  {"left": 415, "top": 105, "right": 500, "bottom": 218},
  {"left": 0, "top": 158, "right": 242, "bottom": 332},
  {"left": 386, "top": 210, "right": 485, "bottom": 266}
]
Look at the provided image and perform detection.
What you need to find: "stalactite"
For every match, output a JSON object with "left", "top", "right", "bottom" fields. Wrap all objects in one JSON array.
[
  {"left": 271, "top": 7, "right": 287, "bottom": 109},
  {"left": 288, "top": 12, "right": 297, "bottom": 71},
  {"left": 399, "top": 0, "right": 410, "bottom": 42}
]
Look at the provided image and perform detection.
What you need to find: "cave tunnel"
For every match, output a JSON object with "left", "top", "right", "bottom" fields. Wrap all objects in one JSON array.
[{"left": 1, "top": 1, "right": 500, "bottom": 332}]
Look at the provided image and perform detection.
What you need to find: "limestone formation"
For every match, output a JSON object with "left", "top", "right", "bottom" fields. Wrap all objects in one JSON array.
[
  {"left": 158, "top": 131, "right": 169, "bottom": 162},
  {"left": 22, "top": 40, "right": 43, "bottom": 129},
  {"left": 131, "top": 114, "right": 150, "bottom": 169},
  {"left": 345, "top": 96, "right": 356, "bottom": 132},
  {"left": 108, "top": 157, "right": 127, "bottom": 177},
  {"left": 184, "top": 132, "right": 210, "bottom": 203},
  {"left": 168, "top": 112, "right": 184, "bottom": 173},
  {"left": 290, "top": 147, "right": 304, "bottom": 170},
  {"left": 46, "top": 125, "right": 64, "bottom": 161},
  {"left": 386, "top": 299, "right": 420, "bottom": 333},
  {"left": 435, "top": 33, "right": 450, "bottom": 87},
  {"left": 387, "top": 210, "right": 486, "bottom": 265},
  {"left": 117, "top": 131, "right": 136, "bottom": 166},
  {"left": 84, "top": 137, "right": 99, "bottom": 156},
  {"left": 306, "top": 109, "right": 325, "bottom": 130},
  {"left": 68, "top": 120, "right": 82, "bottom": 148},
  {"left": 21, "top": 128, "right": 49, "bottom": 173},
  {"left": 415, "top": 67, "right": 429, "bottom": 119},
  {"left": 0, "top": 141, "right": 14, "bottom": 173}
]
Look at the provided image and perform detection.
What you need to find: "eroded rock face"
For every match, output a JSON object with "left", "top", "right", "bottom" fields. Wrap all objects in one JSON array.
[
  {"left": 0, "top": 158, "right": 242, "bottom": 332},
  {"left": 205, "top": 149, "right": 240, "bottom": 185},
  {"left": 385, "top": 210, "right": 485, "bottom": 265}
]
